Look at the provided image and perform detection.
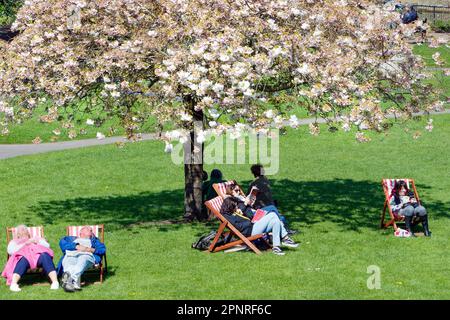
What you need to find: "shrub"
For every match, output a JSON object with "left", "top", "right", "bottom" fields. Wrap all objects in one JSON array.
[{"left": 430, "top": 20, "right": 450, "bottom": 33}]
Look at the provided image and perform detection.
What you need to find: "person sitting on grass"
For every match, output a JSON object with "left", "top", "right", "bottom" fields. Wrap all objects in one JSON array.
[
  {"left": 57, "top": 226, "right": 106, "bottom": 292},
  {"left": 202, "top": 169, "right": 226, "bottom": 202},
  {"left": 247, "top": 164, "right": 297, "bottom": 235},
  {"left": 220, "top": 197, "right": 299, "bottom": 256},
  {"left": 390, "top": 180, "right": 431, "bottom": 237},
  {"left": 2, "top": 225, "right": 59, "bottom": 292}
]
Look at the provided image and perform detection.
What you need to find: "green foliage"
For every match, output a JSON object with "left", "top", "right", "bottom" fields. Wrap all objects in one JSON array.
[
  {"left": 0, "top": 0, "right": 23, "bottom": 25},
  {"left": 430, "top": 20, "right": 450, "bottom": 33}
]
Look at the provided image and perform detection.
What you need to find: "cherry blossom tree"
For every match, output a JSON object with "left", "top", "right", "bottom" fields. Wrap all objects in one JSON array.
[{"left": 0, "top": 0, "right": 443, "bottom": 220}]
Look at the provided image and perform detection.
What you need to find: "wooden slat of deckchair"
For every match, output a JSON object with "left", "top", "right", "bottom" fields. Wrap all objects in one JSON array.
[{"left": 205, "top": 197, "right": 263, "bottom": 255}]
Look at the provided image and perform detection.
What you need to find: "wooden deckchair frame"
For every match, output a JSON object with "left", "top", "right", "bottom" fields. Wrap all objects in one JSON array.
[
  {"left": 205, "top": 196, "right": 267, "bottom": 255},
  {"left": 380, "top": 178, "right": 421, "bottom": 231},
  {"left": 6, "top": 226, "right": 45, "bottom": 274},
  {"left": 66, "top": 224, "right": 107, "bottom": 283}
]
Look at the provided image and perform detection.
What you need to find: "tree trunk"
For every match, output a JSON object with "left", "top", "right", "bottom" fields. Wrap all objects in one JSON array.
[{"left": 183, "top": 96, "right": 206, "bottom": 221}]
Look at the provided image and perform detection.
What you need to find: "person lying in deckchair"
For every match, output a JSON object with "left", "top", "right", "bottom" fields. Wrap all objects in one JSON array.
[
  {"left": 57, "top": 226, "right": 106, "bottom": 292},
  {"left": 2, "top": 225, "right": 59, "bottom": 292},
  {"left": 220, "top": 197, "right": 299, "bottom": 256},
  {"left": 390, "top": 180, "right": 431, "bottom": 237}
]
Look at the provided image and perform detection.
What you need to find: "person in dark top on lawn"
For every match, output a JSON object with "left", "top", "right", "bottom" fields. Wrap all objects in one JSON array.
[
  {"left": 202, "top": 169, "right": 225, "bottom": 202},
  {"left": 401, "top": 5, "right": 418, "bottom": 24},
  {"left": 247, "top": 164, "right": 297, "bottom": 235}
]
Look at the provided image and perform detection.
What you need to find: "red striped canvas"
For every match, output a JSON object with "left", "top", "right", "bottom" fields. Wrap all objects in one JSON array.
[
  {"left": 215, "top": 180, "right": 237, "bottom": 197},
  {"left": 11, "top": 226, "right": 43, "bottom": 239},
  {"left": 208, "top": 196, "right": 223, "bottom": 213},
  {"left": 67, "top": 225, "right": 100, "bottom": 238}
]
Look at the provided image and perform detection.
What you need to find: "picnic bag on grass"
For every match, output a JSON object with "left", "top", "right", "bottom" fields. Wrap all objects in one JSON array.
[
  {"left": 394, "top": 228, "right": 411, "bottom": 238},
  {"left": 192, "top": 231, "right": 224, "bottom": 250}
]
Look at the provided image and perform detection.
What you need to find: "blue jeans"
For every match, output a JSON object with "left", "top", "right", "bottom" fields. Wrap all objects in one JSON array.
[
  {"left": 13, "top": 252, "right": 55, "bottom": 276},
  {"left": 261, "top": 205, "right": 287, "bottom": 224},
  {"left": 62, "top": 254, "right": 95, "bottom": 282},
  {"left": 251, "top": 212, "right": 288, "bottom": 247}
]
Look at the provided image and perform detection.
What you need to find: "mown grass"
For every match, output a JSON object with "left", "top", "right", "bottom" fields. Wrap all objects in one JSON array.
[
  {"left": 413, "top": 44, "right": 450, "bottom": 68},
  {"left": 0, "top": 113, "right": 449, "bottom": 300}
]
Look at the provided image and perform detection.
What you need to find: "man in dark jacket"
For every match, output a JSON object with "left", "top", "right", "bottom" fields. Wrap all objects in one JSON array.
[
  {"left": 247, "top": 164, "right": 297, "bottom": 234},
  {"left": 57, "top": 226, "right": 106, "bottom": 292},
  {"left": 402, "top": 5, "right": 418, "bottom": 24}
]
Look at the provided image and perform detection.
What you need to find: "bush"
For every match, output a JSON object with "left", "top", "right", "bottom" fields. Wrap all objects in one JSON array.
[
  {"left": 0, "top": 0, "right": 23, "bottom": 26},
  {"left": 430, "top": 20, "right": 450, "bottom": 33}
]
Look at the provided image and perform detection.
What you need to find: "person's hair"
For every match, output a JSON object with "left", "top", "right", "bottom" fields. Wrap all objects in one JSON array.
[
  {"left": 79, "top": 226, "right": 93, "bottom": 237},
  {"left": 14, "top": 225, "right": 30, "bottom": 239},
  {"left": 202, "top": 170, "right": 208, "bottom": 181},
  {"left": 392, "top": 180, "right": 409, "bottom": 197},
  {"left": 210, "top": 169, "right": 222, "bottom": 180},
  {"left": 250, "top": 164, "right": 263, "bottom": 177},
  {"left": 220, "top": 197, "right": 238, "bottom": 215},
  {"left": 225, "top": 181, "right": 239, "bottom": 196}
]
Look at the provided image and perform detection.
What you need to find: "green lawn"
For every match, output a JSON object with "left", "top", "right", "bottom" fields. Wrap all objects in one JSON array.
[
  {"left": 0, "top": 114, "right": 449, "bottom": 299},
  {"left": 413, "top": 44, "right": 450, "bottom": 68}
]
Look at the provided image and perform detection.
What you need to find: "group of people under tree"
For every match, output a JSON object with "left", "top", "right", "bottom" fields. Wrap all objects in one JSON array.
[
  {"left": 202, "top": 165, "right": 431, "bottom": 255},
  {"left": 2, "top": 225, "right": 106, "bottom": 292},
  {"left": 2, "top": 172, "right": 432, "bottom": 292},
  {"left": 202, "top": 164, "right": 300, "bottom": 256}
]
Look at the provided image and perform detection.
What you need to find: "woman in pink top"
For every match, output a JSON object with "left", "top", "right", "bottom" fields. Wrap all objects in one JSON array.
[{"left": 2, "top": 225, "right": 59, "bottom": 292}]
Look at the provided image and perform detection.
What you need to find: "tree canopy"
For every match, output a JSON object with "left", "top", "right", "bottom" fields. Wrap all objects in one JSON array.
[{"left": 0, "top": 0, "right": 444, "bottom": 146}]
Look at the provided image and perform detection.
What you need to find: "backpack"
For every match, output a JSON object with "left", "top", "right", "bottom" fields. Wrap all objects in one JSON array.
[{"left": 192, "top": 231, "right": 223, "bottom": 251}]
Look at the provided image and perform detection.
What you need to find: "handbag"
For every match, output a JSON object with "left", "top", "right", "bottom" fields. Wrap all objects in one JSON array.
[{"left": 394, "top": 228, "right": 411, "bottom": 238}]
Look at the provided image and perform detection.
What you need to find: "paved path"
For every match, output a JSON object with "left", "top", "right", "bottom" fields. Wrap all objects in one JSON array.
[
  {"left": 0, "top": 110, "right": 449, "bottom": 160},
  {"left": 0, "top": 133, "right": 158, "bottom": 160}
]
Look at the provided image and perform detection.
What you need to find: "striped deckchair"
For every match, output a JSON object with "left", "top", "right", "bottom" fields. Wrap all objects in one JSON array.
[
  {"left": 381, "top": 179, "right": 421, "bottom": 231},
  {"left": 204, "top": 196, "right": 269, "bottom": 255},
  {"left": 66, "top": 225, "right": 107, "bottom": 283},
  {"left": 212, "top": 180, "right": 244, "bottom": 199},
  {"left": 6, "top": 226, "right": 45, "bottom": 273}
]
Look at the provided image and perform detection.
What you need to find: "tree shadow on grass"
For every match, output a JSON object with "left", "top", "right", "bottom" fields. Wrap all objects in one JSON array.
[
  {"left": 30, "top": 189, "right": 187, "bottom": 232},
  {"left": 29, "top": 179, "right": 450, "bottom": 233}
]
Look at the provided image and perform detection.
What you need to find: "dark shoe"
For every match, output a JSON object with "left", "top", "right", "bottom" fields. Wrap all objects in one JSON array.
[
  {"left": 404, "top": 216, "right": 416, "bottom": 237},
  {"left": 281, "top": 236, "right": 299, "bottom": 248},
  {"left": 62, "top": 281, "right": 75, "bottom": 293},
  {"left": 272, "top": 246, "right": 285, "bottom": 256},
  {"left": 287, "top": 228, "right": 299, "bottom": 236},
  {"left": 421, "top": 215, "right": 431, "bottom": 237}
]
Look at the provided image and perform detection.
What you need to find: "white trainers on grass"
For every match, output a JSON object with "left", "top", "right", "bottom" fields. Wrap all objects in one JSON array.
[
  {"left": 50, "top": 282, "right": 59, "bottom": 290},
  {"left": 10, "top": 283, "right": 21, "bottom": 292}
]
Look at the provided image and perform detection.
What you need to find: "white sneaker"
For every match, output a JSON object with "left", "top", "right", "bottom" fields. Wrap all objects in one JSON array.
[
  {"left": 10, "top": 283, "right": 21, "bottom": 292},
  {"left": 50, "top": 282, "right": 59, "bottom": 290}
]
